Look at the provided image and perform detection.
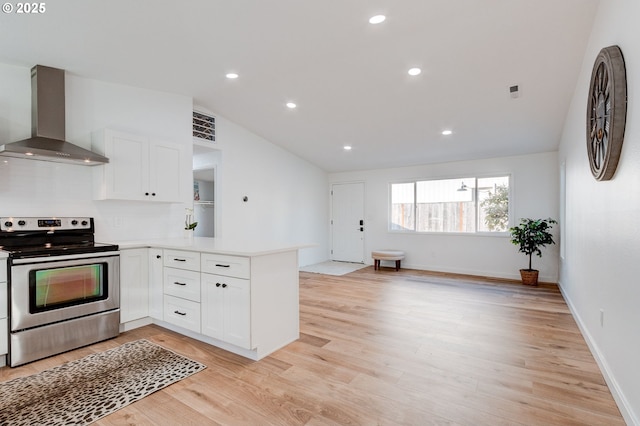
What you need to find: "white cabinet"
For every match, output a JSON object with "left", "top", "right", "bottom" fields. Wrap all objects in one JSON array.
[
  {"left": 164, "top": 295, "right": 201, "bottom": 333},
  {"left": 142, "top": 244, "right": 299, "bottom": 361},
  {"left": 148, "top": 248, "right": 164, "bottom": 320},
  {"left": 0, "top": 259, "right": 7, "bottom": 356},
  {"left": 119, "top": 248, "right": 149, "bottom": 323},
  {"left": 201, "top": 273, "right": 251, "bottom": 349},
  {"left": 164, "top": 249, "right": 201, "bottom": 271},
  {"left": 164, "top": 268, "right": 200, "bottom": 302},
  {"left": 92, "top": 129, "right": 183, "bottom": 202},
  {"left": 201, "top": 253, "right": 250, "bottom": 279},
  {"left": 162, "top": 250, "right": 201, "bottom": 333}
]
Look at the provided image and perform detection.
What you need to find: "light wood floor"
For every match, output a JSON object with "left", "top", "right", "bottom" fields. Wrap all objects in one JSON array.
[{"left": 1, "top": 267, "right": 625, "bottom": 425}]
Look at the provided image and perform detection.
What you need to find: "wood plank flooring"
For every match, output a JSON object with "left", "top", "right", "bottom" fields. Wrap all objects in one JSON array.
[{"left": 0, "top": 267, "right": 625, "bottom": 425}]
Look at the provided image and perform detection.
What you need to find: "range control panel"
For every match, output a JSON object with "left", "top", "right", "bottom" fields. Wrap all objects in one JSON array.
[{"left": 0, "top": 217, "right": 93, "bottom": 232}]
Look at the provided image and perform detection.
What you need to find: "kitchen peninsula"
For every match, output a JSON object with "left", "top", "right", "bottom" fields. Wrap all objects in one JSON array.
[{"left": 118, "top": 238, "right": 303, "bottom": 361}]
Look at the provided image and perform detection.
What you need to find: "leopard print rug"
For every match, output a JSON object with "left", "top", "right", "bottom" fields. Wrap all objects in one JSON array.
[{"left": 0, "top": 339, "right": 206, "bottom": 425}]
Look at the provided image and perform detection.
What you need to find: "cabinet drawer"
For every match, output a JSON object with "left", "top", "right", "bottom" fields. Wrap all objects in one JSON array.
[
  {"left": 164, "top": 250, "right": 200, "bottom": 271},
  {"left": 164, "top": 295, "right": 201, "bottom": 333},
  {"left": 164, "top": 268, "right": 200, "bottom": 302},
  {"left": 201, "top": 254, "right": 250, "bottom": 279}
]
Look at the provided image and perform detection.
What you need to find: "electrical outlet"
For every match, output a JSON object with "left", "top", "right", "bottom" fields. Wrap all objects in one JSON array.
[{"left": 600, "top": 309, "right": 604, "bottom": 327}]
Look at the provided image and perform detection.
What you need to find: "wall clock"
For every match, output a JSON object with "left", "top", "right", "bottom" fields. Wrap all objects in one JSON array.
[{"left": 586, "top": 45, "right": 627, "bottom": 181}]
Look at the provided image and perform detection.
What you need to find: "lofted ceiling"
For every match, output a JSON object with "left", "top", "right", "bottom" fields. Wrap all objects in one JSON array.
[{"left": 0, "top": 0, "right": 598, "bottom": 172}]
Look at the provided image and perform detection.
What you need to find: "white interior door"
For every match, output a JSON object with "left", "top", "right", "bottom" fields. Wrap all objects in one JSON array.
[{"left": 331, "top": 182, "right": 365, "bottom": 263}]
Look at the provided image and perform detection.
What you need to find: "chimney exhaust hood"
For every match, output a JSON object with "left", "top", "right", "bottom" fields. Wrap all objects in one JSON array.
[{"left": 0, "top": 65, "right": 109, "bottom": 165}]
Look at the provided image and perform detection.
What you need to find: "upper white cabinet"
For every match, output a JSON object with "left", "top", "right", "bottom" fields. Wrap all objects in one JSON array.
[{"left": 92, "top": 129, "right": 183, "bottom": 202}]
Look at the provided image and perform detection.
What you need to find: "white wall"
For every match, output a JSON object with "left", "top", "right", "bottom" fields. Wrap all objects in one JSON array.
[
  {"left": 201, "top": 114, "right": 329, "bottom": 267},
  {"left": 330, "top": 151, "right": 559, "bottom": 282},
  {"left": 0, "top": 62, "right": 193, "bottom": 242},
  {"left": 558, "top": 1, "right": 640, "bottom": 423}
]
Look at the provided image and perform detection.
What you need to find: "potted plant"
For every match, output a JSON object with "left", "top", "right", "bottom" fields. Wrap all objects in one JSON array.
[
  {"left": 509, "top": 218, "right": 557, "bottom": 285},
  {"left": 184, "top": 208, "right": 198, "bottom": 239}
]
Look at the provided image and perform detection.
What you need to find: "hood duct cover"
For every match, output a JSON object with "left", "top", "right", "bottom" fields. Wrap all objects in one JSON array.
[{"left": 0, "top": 65, "right": 109, "bottom": 165}]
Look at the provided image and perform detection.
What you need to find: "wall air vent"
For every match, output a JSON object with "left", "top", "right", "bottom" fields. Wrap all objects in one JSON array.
[{"left": 193, "top": 111, "right": 215, "bottom": 142}]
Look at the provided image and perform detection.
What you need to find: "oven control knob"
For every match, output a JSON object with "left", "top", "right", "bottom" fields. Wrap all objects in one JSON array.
[
  {"left": 71, "top": 220, "right": 78, "bottom": 225},
  {"left": 17, "top": 220, "right": 26, "bottom": 226},
  {"left": 81, "top": 220, "right": 88, "bottom": 226},
  {"left": 4, "top": 221, "right": 12, "bottom": 227}
]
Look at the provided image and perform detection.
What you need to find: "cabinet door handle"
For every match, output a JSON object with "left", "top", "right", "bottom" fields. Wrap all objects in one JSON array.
[
  {"left": 215, "top": 264, "right": 230, "bottom": 268},
  {"left": 145, "top": 192, "right": 149, "bottom": 196},
  {"left": 216, "top": 283, "right": 221, "bottom": 287},
  {"left": 173, "top": 281, "right": 187, "bottom": 286},
  {"left": 174, "top": 310, "right": 186, "bottom": 316},
  {"left": 152, "top": 193, "right": 156, "bottom": 196},
  {"left": 174, "top": 258, "right": 186, "bottom": 262},
  {"left": 222, "top": 283, "right": 227, "bottom": 288},
  {"left": 156, "top": 255, "right": 161, "bottom": 259}
]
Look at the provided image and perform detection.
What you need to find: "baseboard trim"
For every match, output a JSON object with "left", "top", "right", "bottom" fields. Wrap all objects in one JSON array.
[
  {"left": 399, "top": 262, "right": 557, "bottom": 284},
  {"left": 558, "top": 281, "right": 638, "bottom": 426}
]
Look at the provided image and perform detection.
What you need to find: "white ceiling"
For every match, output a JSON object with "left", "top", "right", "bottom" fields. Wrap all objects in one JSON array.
[{"left": 0, "top": 0, "right": 598, "bottom": 172}]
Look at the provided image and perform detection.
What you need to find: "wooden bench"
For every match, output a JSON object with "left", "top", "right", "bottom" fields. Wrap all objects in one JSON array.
[{"left": 372, "top": 250, "right": 405, "bottom": 271}]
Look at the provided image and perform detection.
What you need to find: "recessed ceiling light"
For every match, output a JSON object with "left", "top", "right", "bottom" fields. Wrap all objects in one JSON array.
[
  {"left": 286, "top": 102, "right": 297, "bottom": 109},
  {"left": 408, "top": 68, "right": 422, "bottom": 76},
  {"left": 369, "top": 15, "right": 386, "bottom": 24},
  {"left": 226, "top": 73, "right": 239, "bottom": 79},
  {"left": 343, "top": 145, "right": 352, "bottom": 151},
  {"left": 442, "top": 130, "right": 453, "bottom": 136}
]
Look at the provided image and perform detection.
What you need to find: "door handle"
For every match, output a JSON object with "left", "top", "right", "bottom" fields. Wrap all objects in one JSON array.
[
  {"left": 359, "top": 219, "right": 364, "bottom": 225},
  {"left": 359, "top": 227, "right": 364, "bottom": 232}
]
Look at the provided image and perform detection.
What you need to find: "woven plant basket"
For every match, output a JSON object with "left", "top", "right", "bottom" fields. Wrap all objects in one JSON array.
[{"left": 519, "top": 269, "right": 539, "bottom": 286}]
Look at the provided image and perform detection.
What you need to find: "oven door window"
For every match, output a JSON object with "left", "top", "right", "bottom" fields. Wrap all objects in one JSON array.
[{"left": 29, "top": 263, "right": 109, "bottom": 313}]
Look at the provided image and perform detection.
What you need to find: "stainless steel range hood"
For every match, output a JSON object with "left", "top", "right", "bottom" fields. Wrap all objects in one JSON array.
[{"left": 0, "top": 65, "right": 109, "bottom": 165}]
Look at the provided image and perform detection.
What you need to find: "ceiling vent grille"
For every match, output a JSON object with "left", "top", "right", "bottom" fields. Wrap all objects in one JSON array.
[{"left": 193, "top": 111, "right": 215, "bottom": 142}]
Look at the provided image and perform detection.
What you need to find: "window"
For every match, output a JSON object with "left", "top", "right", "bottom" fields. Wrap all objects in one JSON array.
[{"left": 390, "top": 176, "right": 510, "bottom": 233}]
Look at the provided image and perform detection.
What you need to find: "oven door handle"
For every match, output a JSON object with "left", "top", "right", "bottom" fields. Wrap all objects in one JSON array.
[{"left": 10, "top": 251, "right": 120, "bottom": 264}]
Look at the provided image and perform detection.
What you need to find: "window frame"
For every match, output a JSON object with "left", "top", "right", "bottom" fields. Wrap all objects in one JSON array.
[{"left": 388, "top": 174, "right": 512, "bottom": 235}]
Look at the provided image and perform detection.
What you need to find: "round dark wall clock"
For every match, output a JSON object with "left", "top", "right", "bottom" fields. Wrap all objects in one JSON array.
[{"left": 586, "top": 45, "right": 627, "bottom": 181}]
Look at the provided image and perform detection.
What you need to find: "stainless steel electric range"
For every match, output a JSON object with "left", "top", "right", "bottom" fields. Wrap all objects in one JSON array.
[{"left": 0, "top": 217, "right": 120, "bottom": 367}]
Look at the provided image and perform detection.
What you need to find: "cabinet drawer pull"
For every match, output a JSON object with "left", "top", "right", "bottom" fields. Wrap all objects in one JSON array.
[
  {"left": 174, "top": 258, "right": 187, "bottom": 262},
  {"left": 174, "top": 310, "right": 187, "bottom": 316},
  {"left": 215, "top": 263, "right": 230, "bottom": 268},
  {"left": 173, "top": 281, "right": 187, "bottom": 286}
]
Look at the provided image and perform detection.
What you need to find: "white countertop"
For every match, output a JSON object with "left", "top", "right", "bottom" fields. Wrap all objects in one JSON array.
[{"left": 113, "top": 237, "right": 312, "bottom": 257}]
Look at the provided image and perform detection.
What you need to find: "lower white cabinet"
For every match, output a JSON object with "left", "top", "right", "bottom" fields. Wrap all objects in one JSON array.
[
  {"left": 119, "top": 248, "right": 149, "bottom": 323},
  {"left": 164, "top": 295, "right": 201, "bottom": 333},
  {"left": 0, "top": 261, "right": 7, "bottom": 356},
  {"left": 148, "top": 248, "right": 164, "bottom": 320},
  {"left": 118, "top": 245, "right": 299, "bottom": 361},
  {"left": 201, "top": 273, "right": 251, "bottom": 349},
  {"left": 164, "top": 268, "right": 201, "bottom": 302}
]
